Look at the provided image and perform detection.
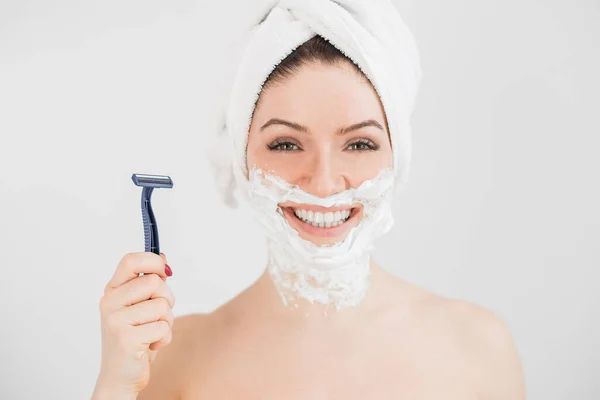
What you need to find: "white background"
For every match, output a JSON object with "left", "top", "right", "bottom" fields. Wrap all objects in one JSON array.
[{"left": 1, "top": 0, "right": 598, "bottom": 399}]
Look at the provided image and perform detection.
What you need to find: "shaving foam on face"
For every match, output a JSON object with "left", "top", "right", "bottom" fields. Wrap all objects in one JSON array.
[{"left": 245, "top": 166, "right": 397, "bottom": 312}]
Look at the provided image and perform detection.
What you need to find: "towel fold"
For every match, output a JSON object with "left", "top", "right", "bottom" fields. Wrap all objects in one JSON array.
[{"left": 208, "top": 0, "right": 423, "bottom": 208}]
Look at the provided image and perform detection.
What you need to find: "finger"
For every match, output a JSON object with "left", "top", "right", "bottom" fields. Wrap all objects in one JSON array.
[
  {"left": 159, "top": 253, "right": 169, "bottom": 283},
  {"left": 106, "top": 252, "right": 169, "bottom": 293},
  {"left": 106, "top": 273, "right": 175, "bottom": 312},
  {"left": 114, "top": 297, "right": 174, "bottom": 329},
  {"left": 136, "top": 320, "right": 172, "bottom": 348},
  {"left": 120, "top": 321, "right": 172, "bottom": 354},
  {"left": 149, "top": 341, "right": 165, "bottom": 352}
]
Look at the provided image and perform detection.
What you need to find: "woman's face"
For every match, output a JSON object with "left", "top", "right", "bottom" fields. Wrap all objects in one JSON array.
[{"left": 246, "top": 61, "right": 393, "bottom": 246}]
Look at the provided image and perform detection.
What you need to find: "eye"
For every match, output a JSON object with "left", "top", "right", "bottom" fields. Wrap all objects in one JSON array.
[
  {"left": 267, "top": 138, "right": 301, "bottom": 152},
  {"left": 346, "top": 139, "right": 379, "bottom": 151}
]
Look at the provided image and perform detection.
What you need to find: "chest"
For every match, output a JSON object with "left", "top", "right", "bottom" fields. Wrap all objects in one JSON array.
[{"left": 180, "top": 332, "right": 483, "bottom": 400}]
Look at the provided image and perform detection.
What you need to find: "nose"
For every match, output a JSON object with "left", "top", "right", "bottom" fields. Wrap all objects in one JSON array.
[{"left": 297, "top": 151, "right": 350, "bottom": 198}]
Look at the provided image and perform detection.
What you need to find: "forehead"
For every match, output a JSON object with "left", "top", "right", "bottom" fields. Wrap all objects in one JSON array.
[{"left": 252, "top": 62, "right": 386, "bottom": 129}]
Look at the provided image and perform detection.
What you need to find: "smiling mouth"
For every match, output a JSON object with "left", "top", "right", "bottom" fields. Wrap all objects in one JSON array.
[{"left": 283, "top": 206, "right": 359, "bottom": 229}]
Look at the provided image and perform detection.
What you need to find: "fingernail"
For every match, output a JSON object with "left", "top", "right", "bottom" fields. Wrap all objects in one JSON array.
[{"left": 165, "top": 264, "right": 173, "bottom": 276}]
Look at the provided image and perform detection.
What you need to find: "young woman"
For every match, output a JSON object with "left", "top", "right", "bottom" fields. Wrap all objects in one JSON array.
[{"left": 92, "top": 5, "right": 525, "bottom": 400}]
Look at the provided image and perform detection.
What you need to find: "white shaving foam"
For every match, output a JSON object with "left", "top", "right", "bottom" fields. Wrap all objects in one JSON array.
[{"left": 245, "top": 166, "right": 397, "bottom": 312}]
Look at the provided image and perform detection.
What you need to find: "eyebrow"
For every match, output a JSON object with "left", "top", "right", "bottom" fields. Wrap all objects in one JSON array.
[{"left": 259, "top": 118, "right": 384, "bottom": 135}]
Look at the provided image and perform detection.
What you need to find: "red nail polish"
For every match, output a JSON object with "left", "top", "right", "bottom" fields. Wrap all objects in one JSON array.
[{"left": 165, "top": 264, "right": 173, "bottom": 276}]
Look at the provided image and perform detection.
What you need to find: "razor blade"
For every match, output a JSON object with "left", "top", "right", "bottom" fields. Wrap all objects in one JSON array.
[{"left": 131, "top": 173, "right": 174, "bottom": 255}]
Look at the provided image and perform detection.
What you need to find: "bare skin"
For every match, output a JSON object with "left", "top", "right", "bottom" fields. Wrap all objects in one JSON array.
[
  {"left": 139, "top": 261, "right": 525, "bottom": 399},
  {"left": 138, "top": 61, "right": 525, "bottom": 399}
]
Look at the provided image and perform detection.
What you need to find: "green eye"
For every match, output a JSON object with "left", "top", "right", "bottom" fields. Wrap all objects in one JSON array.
[
  {"left": 347, "top": 139, "right": 378, "bottom": 151},
  {"left": 267, "top": 139, "right": 300, "bottom": 152}
]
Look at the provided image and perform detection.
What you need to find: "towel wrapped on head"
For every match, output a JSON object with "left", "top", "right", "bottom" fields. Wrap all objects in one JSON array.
[{"left": 208, "top": 0, "right": 423, "bottom": 208}]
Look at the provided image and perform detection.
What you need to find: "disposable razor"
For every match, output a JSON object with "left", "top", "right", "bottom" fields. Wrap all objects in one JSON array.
[{"left": 131, "top": 173, "right": 174, "bottom": 255}]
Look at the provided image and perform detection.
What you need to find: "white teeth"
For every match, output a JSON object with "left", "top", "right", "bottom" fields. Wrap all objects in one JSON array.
[
  {"left": 292, "top": 207, "right": 353, "bottom": 227},
  {"left": 314, "top": 212, "right": 323, "bottom": 223}
]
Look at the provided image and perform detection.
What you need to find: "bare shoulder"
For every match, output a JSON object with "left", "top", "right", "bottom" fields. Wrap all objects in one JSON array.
[
  {"left": 417, "top": 292, "right": 526, "bottom": 399},
  {"left": 137, "top": 312, "right": 215, "bottom": 400}
]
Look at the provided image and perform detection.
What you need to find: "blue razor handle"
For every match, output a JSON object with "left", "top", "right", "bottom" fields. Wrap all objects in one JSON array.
[{"left": 131, "top": 173, "right": 174, "bottom": 255}]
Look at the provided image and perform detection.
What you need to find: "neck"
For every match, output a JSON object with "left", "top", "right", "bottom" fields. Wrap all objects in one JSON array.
[
  {"left": 242, "top": 256, "right": 391, "bottom": 327},
  {"left": 264, "top": 233, "right": 377, "bottom": 310}
]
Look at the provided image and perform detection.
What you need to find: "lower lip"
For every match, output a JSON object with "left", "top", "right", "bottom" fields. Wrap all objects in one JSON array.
[{"left": 281, "top": 207, "right": 360, "bottom": 238}]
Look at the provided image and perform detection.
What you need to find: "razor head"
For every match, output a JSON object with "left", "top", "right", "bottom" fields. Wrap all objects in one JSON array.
[{"left": 131, "top": 173, "right": 173, "bottom": 188}]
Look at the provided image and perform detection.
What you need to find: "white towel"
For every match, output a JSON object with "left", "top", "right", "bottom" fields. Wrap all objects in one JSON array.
[{"left": 208, "top": 0, "right": 423, "bottom": 208}]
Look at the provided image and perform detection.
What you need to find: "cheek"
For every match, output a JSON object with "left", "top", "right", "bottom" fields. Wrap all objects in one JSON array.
[
  {"left": 245, "top": 141, "right": 258, "bottom": 171},
  {"left": 383, "top": 146, "right": 394, "bottom": 169},
  {"left": 246, "top": 131, "right": 262, "bottom": 167},
  {"left": 246, "top": 138, "right": 279, "bottom": 174},
  {"left": 247, "top": 149, "right": 296, "bottom": 182},
  {"left": 374, "top": 141, "right": 394, "bottom": 170},
  {"left": 343, "top": 151, "right": 392, "bottom": 183}
]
